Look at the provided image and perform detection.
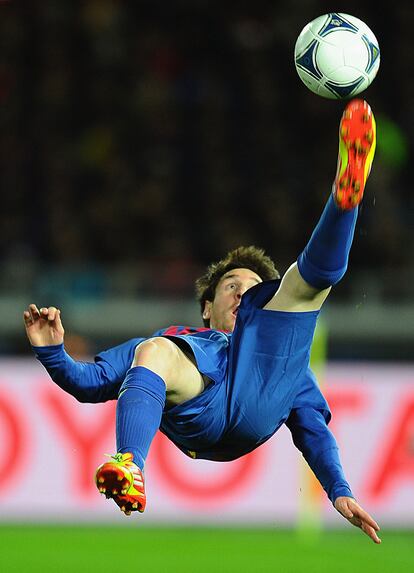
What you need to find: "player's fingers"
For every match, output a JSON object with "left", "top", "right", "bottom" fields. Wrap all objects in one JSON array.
[
  {"left": 23, "top": 310, "right": 33, "bottom": 325},
  {"left": 348, "top": 507, "right": 381, "bottom": 543},
  {"left": 56, "top": 309, "right": 63, "bottom": 327},
  {"left": 46, "top": 306, "right": 59, "bottom": 321},
  {"left": 352, "top": 504, "right": 380, "bottom": 531},
  {"left": 28, "top": 304, "right": 41, "bottom": 321},
  {"left": 362, "top": 513, "right": 380, "bottom": 532},
  {"left": 39, "top": 307, "right": 49, "bottom": 318},
  {"left": 361, "top": 521, "right": 381, "bottom": 544}
]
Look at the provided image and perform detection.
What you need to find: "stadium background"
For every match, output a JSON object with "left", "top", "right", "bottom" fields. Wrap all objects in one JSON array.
[{"left": 0, "top": 0, "right": 413, "bottom": 572}]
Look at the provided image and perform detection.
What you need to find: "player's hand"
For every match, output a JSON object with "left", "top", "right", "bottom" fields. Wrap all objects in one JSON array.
[
  {"left": 334, "top": 496, "right": 381, "bottom": 544},
  {"left": 23, "top": 304, "right": 65, "bottom": 347}
]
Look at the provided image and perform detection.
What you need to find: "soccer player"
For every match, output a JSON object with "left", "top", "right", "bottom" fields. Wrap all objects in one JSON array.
[{"left": 24, "top": 99, "right": 381, "bottom": 544}]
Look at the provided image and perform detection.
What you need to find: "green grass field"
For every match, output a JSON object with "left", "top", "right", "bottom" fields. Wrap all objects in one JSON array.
[{"left": 0, "top": 526, "right": 413, "bottom": 573}]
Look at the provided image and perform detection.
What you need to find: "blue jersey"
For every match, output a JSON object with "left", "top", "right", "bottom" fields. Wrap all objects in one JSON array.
[{"left": 33, "top": 280, "right": 353, "bottom": 503}]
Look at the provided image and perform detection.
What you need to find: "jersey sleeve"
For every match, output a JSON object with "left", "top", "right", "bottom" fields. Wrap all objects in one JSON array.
[
  {"left": 33, "top": 337, "right": 144, "bottom": 403},
  {"left": 286, "top": 407, "right": 353, "bottom": 503},
  {"left": 286, "top": 369, "right": 353, "bottom": 504},
  {"left": 291, "top": 368, "right": 331, "bottom": 417}
]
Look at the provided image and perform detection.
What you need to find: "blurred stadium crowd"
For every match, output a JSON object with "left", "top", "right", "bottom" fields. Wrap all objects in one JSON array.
[{"left": 0, "top": 1, "right": 412, "bottom": 341}]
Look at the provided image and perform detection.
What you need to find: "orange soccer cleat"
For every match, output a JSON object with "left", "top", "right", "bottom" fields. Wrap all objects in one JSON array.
[
  {"left": 95, "top": 452, "right": 146, "bottom": 515},
  {"left": 333, "top": 99, "right": 376, "bottom": 210}
]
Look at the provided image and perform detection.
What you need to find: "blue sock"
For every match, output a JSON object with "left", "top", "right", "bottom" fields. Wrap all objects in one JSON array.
[
  {"left": 297, "top": 194, "right": 358, "bottom": 289},
  {"left": 116, "top": 366, "right": 166, "bottom": 470}
]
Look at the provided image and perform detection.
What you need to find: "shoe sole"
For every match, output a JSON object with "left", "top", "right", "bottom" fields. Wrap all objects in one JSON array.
[
  {"left": 95, "top": 464, "right": 146, "bottom": 515},
  {"left": 334, "top": 99, "right": 376, "bottom": 210}
]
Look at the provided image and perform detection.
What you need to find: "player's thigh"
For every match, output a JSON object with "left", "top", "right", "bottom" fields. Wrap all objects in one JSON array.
[
  {"left": 264, "top": 263, "right": 330, "bottom": 312},
  {"left": 133, "top": 337, "right": 206, "bottom": 406}
]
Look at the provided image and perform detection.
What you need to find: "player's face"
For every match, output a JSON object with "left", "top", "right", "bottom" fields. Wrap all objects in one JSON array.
[{"left": 203, "top": 268, "right": 262, "bottom": 332}]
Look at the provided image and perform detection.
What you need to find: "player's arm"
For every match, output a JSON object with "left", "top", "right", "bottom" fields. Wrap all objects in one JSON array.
[
  {"left": 23, "top": 304, "right": 136, "bottom": 403},
  {"left": 286, "top": 407, "right": 381, "bottom": 544}
]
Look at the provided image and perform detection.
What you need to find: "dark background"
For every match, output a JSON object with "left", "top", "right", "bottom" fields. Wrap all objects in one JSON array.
[{"left": 0, "top": 0, "right": 412, "bottom": 356}]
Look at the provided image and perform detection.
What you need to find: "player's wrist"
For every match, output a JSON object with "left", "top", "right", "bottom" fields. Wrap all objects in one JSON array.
[{"left": 32, "top": 342, "right": 64, "bottom": 354}]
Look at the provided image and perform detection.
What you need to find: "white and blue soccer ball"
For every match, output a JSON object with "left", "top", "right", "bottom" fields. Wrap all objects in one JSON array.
[{"left": 294, "top": 13, "right": 380, "bottom": 99}]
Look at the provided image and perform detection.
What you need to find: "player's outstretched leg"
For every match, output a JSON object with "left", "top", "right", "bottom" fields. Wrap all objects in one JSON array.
[
  {"left": 334, "top": 99, "right": 376, "bottom": 210},
  {"left": 95, "top": 452, "right": 146, "bottom": 515},
  {"left": 297, "top": 100, "right": 376, "bottom": 291},
  {"left": 94, "top": 364, "right": 166, "bottom": 515}
]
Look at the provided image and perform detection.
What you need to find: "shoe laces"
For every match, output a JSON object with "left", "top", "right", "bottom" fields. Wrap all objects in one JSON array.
[{"left": 104, "top": 453, "right": 127, "bottom": 463}]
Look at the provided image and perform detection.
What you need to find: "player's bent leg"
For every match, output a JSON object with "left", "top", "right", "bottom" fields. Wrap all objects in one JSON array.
[
  {"left": 133, "top": 337, "right": 207, "bottom": 406},
  {"left": 95, "top": 337, "right": 207, "bottom": 515},
  {"left": 96, "top": 364, "right": 165, "bottom": 515},
  {"left": 95, "top": 452, "right": 146, "bottom": 515}
]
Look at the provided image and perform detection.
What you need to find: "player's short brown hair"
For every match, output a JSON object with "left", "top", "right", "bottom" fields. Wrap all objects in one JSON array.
[{"left": 195, "top": 246, "right": 280, "bottom": 326}]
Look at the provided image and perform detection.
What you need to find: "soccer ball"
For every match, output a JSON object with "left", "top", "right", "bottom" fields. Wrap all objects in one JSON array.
[{"left": 294, "top": 13, "right": 380, "bottom": 99}]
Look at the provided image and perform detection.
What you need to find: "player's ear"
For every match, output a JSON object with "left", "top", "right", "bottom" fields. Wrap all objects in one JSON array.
[{"left": 202, "top": 301, "right": 212, "bottom": 320}]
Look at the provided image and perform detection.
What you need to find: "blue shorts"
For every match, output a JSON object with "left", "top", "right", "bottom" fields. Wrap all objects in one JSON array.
[{"left": 160, "top": 280, "right": 320, "bottom": 461}]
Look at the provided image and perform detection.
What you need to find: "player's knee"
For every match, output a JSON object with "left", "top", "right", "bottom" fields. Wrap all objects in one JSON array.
[
  {"left": 132, "top": 337, "right": 178, "bottom": 382},
  {"left": 297, "top": 252, "right": 348, "bottom": 289}
]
